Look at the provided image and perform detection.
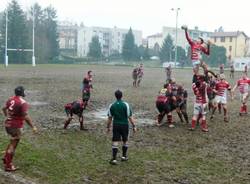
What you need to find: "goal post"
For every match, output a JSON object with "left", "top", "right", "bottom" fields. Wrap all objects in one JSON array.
[{"left": 4, "top": 6, "right": 36, "bottom": 67}]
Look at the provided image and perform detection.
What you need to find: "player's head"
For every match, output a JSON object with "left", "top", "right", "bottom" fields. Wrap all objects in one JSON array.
[
  {"left": 87, "top": 70, "right": 93, "bottom": 76},
  {"left": 166, "top": 84, "right": 172, "bottom": 91},
  {"left": 219, "top": 74, "right": 226, "bottom": 80},
  {"left": 242, "top": 72, "right": 247, "bottom": 79},
  {"left": 115, "top": 90, "right": 123, "bottom": 100},
  {"left": 178, "top": 83, "right": 184, "bottom": 90},
  {"left": 15, "top": 86, "right": 25, "bottom": 97},
  {"left": 170, "top": 78, "right": 176, "bottom": 84},
  {"left": 197, "top": 36, "right": 204, "bottom": 44}
]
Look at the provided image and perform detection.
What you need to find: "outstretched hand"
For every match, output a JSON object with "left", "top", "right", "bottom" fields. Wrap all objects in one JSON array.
[
  {"left": 32, "top": 126, "right": 38, "bottom": 134},
  {"left": 181, "top": 25, "right": 188, "bottom": 30}
]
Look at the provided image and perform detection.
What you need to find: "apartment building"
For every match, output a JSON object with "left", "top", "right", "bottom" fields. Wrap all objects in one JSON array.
[
  {"left": 58, "top": 21, "right": 78, "bottom": 52},
  {"left": 77, "top": 26, "right": 142, "bottom": 57},
  {"left": 210, "top": 31, "right": 249, "bottom": 60},
  {"left": 147, "top": 26, "right": 211, "bottom": 52}
]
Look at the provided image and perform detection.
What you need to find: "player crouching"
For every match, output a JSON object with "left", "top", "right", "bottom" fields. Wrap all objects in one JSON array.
[
  {"left": 64, "top": 99, "right": 87, "bottom": 130},
  {"left": 156, "top": 84, "right": 177, "bottom": 128}
]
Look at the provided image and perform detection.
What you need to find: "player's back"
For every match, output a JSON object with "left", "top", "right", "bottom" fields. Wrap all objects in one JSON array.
[{"left": 5, "top": 96, "right": 28, "bottom": 128}]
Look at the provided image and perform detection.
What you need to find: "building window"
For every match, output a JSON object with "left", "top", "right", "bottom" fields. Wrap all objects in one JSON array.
[
  {"left": 230, "top": 37, "right": 233, "bottom": 42},
  {"left": 229, "top": 46, "right": 232, "bottom": 52},
  {"left": 214, "top": 38, "right": 217, "bottom": 42},
  {"left": 221, "top": 37, "right": 225, "bottom": 42}
]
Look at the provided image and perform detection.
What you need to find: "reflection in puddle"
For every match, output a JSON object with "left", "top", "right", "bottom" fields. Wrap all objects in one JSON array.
[
  {"left": 89, "top": 109, "right": 154, "bottom": 126},
  {"left": 29, "top": 101, "right": 48, "bottom": 106}
]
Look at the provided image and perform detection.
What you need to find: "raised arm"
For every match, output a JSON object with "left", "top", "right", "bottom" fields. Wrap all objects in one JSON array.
[
  {"left": 184, "top": 29, "right": 193, "bottom": 45},
  {"left": 201, "top": 44, "right": 210, "bottom": 55}
]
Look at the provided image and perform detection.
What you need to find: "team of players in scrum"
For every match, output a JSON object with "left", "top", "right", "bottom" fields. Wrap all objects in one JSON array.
[{"left": 156, "top": 69, "right": 250, "bottom": 133}]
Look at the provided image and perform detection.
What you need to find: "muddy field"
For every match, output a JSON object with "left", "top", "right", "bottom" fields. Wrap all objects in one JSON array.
[{"left": 0, "top": 64, "right": 250, "bottom": 184}]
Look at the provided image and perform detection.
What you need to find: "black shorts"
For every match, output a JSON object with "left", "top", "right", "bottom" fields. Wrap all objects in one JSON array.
[
  {"left": 112, "top": 124, "right": 129, "bottom": 142},
  {"left": 82, "top": 91, "right": 90, "bottom": 102},
  {"left": 156, "top": 102, "right": 168, "bottom": 113}
]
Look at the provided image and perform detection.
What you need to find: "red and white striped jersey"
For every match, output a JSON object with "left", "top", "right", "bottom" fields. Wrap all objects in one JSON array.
[
  {"left": 237, "top": 77, "right": 250, "bottom": 94},
  {"left": 185, "top": 30, "right": 210, "bottom": 61},
  {"left": 192, "top": 82, "right": 207, "bottom": 104},
  {"left": 215, "top": 81, "right": 231, "bottom": 98}
]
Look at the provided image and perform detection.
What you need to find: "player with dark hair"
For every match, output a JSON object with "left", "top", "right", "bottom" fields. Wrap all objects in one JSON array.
[
  {"left": 156, "top": 84, "right": 177, "bottom": 127},
  {"left": 82, "top": 70, "right": 93, "bottom": 108},
  {"left": 64, "top": 99, "right": 87, "bottom": 130},
  {"left": 2, "top": 86, "right": 37, "bottom": 172},
  {"left": 137, "top": 63, "right": 144, "bottom": 87},
  {"left": 165, "top": 65, "right": 172, "bottom": 84},
  {"left": 107, "top": 90, "right": 136, "bottom": 165},
  {"left": 230, "top": 63, "right": 235, "bottom": 78},
  {"left": 219, "top": 64, "right": 224, "bottom": 74},
  {"left": 175, "top": 84, "right": 189, "bottom": 124},
  {"left": 210, "top": 74, "right": 232, "bottom": 122}
]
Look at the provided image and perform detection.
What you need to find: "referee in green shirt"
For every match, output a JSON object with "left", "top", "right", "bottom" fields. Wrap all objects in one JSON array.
[{"left": 107, "top": 90, "right": 136, "bottom": 165}]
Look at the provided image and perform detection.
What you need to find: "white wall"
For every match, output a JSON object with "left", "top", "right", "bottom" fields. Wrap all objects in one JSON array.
[{"left": 77, "top": 26, "right": 142, "bottom": 57}]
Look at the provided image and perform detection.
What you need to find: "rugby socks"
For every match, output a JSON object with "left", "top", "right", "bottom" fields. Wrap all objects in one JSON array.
[
  {"left": 157, "top": 113, "right": 164, "bottom": 124},
  {"left": 122, "top": 144, "right": 128, "bottom": 157},
  {"left": 240, "top": 104, "right": 244, "bottom": 113},
  {"left": 243, "top": 104, "right": 247, "bottom": 113},
  {"left": 191, "top": 118, "right": 196, "bottom": 129},
  {"left": 167, "top": 114, "right": 172, "bottom": 124},
  {"left": 201, "top": 120, "right": 208, "bottom": 132},
  {"left": 3, "top": 150, "right": 13, "bottom": 169},
  {"left": 112, "top": 145, "right": 118, "bottom": 160}
]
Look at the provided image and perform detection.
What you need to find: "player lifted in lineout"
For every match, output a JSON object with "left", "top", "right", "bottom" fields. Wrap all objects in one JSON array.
[{"left": 182, "top": 25, "right": 211, "bottom": 82}]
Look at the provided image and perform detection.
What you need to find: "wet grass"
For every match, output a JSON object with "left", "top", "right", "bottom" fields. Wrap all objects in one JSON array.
[{"left": 0, "top": 64, "right": 250, "bottom": 184}]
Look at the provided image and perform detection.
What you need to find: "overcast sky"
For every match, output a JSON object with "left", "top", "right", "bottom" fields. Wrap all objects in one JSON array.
[{"left": 0, "top": 0, "right": 249, "bottom": 37}]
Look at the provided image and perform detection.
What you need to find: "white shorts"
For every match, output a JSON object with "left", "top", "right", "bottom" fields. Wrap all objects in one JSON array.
[
  {"left": 240, "top": 93, "right": 249, "bottom": 103},
  {"left": 192, "top": 60, "right": 201, "bottom": 68},
  {"left": 193, "top": 103, "right": 207, "bottom": 115},
  {"left": 214, "top": 95, "right": 227, "bottom": 104}
]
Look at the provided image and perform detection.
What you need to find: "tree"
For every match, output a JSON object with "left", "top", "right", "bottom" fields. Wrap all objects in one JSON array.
[
  {"left": 0, "top": 0, "right": 30, "bottom": 64},
  {"left": 203, "top": 45, "right": 227, "bottom": 67},
  {"left": 174, "top": 46, "right": 187, "bottom": 62},
  {"left": 122, "top": 28, "right": 135, "bottom": 61},
  {"left": 159, "top": 34, "right": 174, "bottom": 62},
  {"left": 26, "top": 4, "right": 59, "bottom": 63},
  {"left": 27, "top": 3, "right": 47, "bottom": 63},
  {"left": 43, "top": 6, "right": 59, "bottom": 61},
  {"left": 88, "top": 36, "right": 102, "bottom": 59}
]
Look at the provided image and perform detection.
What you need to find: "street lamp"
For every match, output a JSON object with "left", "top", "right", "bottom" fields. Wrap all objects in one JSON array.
[
  {"left": 171, "top": 8, "right": 180, "bottom": 68},
  {"left": 5, "top": 8, "right": 8, "bottom": 67}
]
